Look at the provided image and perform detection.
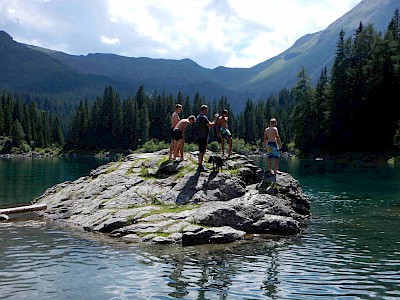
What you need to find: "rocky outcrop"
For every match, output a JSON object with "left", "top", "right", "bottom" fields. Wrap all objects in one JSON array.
[{"left": 34, "top": 150, "right": 311, "bottom": 246}]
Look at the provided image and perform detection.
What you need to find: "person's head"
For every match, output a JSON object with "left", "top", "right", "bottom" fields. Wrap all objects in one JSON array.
[
  {"left": 222, "top": 109, "right": 228, "bottom": 116},
  {"left": 270, "top": 118, "right": 277, "bottom": 126},
  {"left": 188, "top": 115, "right": 196, "bottom": 123},
  {"left": 175, "top": 104, "right": 182, "bottom": 113},
  {"left": 200, "top": 104, "right": 208, "bottom": 114}
]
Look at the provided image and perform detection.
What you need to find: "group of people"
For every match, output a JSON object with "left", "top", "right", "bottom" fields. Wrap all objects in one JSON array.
[{"left": 169, "top": 103, "right": 282, "bottom": 174}]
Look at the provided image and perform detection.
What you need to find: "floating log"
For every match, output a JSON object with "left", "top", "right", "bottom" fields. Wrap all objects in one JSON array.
[{"left": 0, "top": 203, "right": 47, "bottom": 215}]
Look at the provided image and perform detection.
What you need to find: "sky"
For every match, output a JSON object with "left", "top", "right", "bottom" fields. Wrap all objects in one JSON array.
[{"left": 0, "top": 0, "right": 363, "bottom": 69}]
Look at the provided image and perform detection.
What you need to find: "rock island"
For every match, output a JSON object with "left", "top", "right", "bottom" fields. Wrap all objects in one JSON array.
[{"left": 34, "top": 151, "right": 311, "bottom": 246}]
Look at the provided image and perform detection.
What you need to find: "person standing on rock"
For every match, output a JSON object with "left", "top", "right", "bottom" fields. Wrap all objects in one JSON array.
[
  {"left": 263, "top": 118, "right": 282, "bottom": 174},
  {"left": 172, "top": 115, "right": 196, "bottom": 161},
  {"left": 196, "top": 105, "right": 218, "bottom": 172},
  {"left": 216, "top": 109, "right": 233, "bottom": 157},
  {"left": 169, "top": 104, "right": 182, "bottom": 160}
]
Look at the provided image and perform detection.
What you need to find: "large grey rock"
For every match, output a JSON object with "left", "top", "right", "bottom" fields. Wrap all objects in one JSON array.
[
  {"left": 182, "top": 226, "right": 246, "bottom": 246},
  {"left": 34, "top": 150, "right": 311, "bottom": 246}
]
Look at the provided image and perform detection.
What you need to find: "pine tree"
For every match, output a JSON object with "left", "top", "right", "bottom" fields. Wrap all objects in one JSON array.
[
  {"left": 243, "top": 99, "right": 257, "bottom": 144},
  {"left": 328, "top": 29, "right": 353, "bottom": 150},
  {"left": 12, "top": 119, "right": 25, "bottom": 146},
  {"left": 28, "top": 102, "right": 38, "bottom": 147},
  {"left": 53, "top": 117, "right": 65, "bottom": 146},
  {"left": 314, "top": 67, "right": 329, "bottom": 148},
  {"left": 0, "top": 100, "right": 4, "bottom": 135},
  {"left": 383, "top": 8, "right": 400, "bottom": 148},
  {"left": 192, "top": 92, "right": 202, "bottom": 116},
  {"left": 2, "top": 94, "right": 13, "bottom": 136},
  {"left": 138, "top": 102, "right": 150, "bottom": 145},
  {"left": 291, "top": 67, "right": 316, "bottom": 154}
]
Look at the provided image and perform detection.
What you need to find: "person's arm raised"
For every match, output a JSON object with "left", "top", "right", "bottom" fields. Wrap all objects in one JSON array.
[{"left": 206, "top": 114, "right": 219, "bottom": 128}]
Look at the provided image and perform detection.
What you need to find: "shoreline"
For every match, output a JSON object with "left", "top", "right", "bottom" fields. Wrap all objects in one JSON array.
[{"left": 2, "top": 147, "right": 399, "bottom": 164}]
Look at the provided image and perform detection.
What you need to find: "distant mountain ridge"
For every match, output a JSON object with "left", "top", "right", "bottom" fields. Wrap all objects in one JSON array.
[
  {"left": 235, "top": 0, "right": 399, "bottom": 96},
  {"left": 0, "top": 0, "right": 398, "bottom": 111}
]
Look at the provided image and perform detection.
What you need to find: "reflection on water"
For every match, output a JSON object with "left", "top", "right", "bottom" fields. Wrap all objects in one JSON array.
[{"left": 1, "top": 156, "right": 400, "bottom": 299}]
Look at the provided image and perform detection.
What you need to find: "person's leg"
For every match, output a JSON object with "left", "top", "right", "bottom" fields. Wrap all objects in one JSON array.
[
  {"left": 274, "top": 158, "right": 280, "bottom": 174},
  {"left": 221, "top": 137, "right": 225, "bottom": 155},
  {"left": 173, "top": 140, "right": 179, "bottom": 159},
  {"left": 197, "top": 138, "right": 208, "bottom": 171},
  {"left": 169, "top": 139, "right": 174, "bottom": 159},
  {"left": 267, "top": 158, "right": 272, "bottom": 172},
  {"left": 179, "top": 140, "right": 184, "bottom": 160},
  {"left": 198, "top": 138, "right": 205, "bottom": 165},
  {"left": 198, "top": 152, "right": 204, "bottom": 165},
  {"left": 228, "top": 137, "right": 233, "bottom": 155},
  {"left": 168, "top": 128, "right": 174, "bottom": 159}
]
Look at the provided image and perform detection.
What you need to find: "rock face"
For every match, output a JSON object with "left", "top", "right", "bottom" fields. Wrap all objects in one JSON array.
[{"left": 34, "top": 150, "right": 311, "bottom": 246}]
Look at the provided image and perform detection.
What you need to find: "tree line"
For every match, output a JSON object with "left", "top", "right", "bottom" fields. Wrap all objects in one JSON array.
[
  {"left": 290, "top": 8, "right": 400, "bottom": 155},
  {"left": 0, "top": 93, "right": 65, "bottom": 153},
  {"left": 65, "top": 85, "right": 235, "bottom": 150}
]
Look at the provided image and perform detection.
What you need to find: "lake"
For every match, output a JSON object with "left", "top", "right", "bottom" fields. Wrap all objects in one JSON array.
[{"left": 1, "top": 155, "right": 399, "bottom": 299}]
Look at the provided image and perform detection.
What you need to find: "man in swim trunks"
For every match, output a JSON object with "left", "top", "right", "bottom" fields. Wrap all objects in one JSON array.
[
  {"left": 172, "top": 115, "right": 196, "bottom": 161},
  {"left": 169, "top": 104, "right": 182, "bottom": 160},
  {"left": 263, "top": 118, "right": 282, "bottom": 174},
  {"left": 216, "top": 109, "right": 233, "bottom": 156}
]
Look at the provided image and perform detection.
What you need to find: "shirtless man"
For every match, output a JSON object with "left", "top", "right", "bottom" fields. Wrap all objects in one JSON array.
[
  {"left": 263, "top": 118, "right": 282, "bottom": 174},
  {"left": 172, "top": 115, "right": 196, "bottom": 160},
  {"left": 216, "top": 109, "right": 233, "bottom": 156},
  {"left": 169, "top": 104, "right": 182, "bottom": 160}
]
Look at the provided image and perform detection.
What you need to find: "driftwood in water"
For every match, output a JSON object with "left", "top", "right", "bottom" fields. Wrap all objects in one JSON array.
[
  {"left": 0, "top": 214, "right": 9, "bottom": 221},
  {"left": 0, "top": 203, "right": 47, "bottom": 215}
]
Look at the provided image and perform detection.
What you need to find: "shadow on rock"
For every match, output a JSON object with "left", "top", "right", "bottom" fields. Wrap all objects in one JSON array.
[{"left": 175, "top": 172, "right": 201, "bottom": 205}]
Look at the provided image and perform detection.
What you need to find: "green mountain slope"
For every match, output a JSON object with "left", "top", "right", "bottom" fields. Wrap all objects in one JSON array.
[
  {"left": 0, "top": 31, "right": 131, "bottom": 99},
  {"left": 237, "top": 0, "right": 399, "bottom": 95},
  {"left": 0, "top": 31, "right": 66, "bottom": 90},
  {"left": 26, "top": 45, "right": 250, "bottom": 110}
]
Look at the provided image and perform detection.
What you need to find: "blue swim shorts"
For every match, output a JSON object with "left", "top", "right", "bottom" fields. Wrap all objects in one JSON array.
[
  {"left": 220, "top": 127, "right": 232, "bottom": 139},
  {"left": 267, "top": 142, "right": 280, "bottom": 158}
]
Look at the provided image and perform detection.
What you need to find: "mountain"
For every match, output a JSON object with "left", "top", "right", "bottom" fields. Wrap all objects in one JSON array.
[
  {"left": 0, "top": 0, "right": 398, "bottom": 111},
  {"left": 0, "top": 31, "right": 131, "bottom": 100},
  {"left": 26, "top": 46, "right": 252, "bottom": 110},
  {"left": 233, "top": 0, "right": 399, "bottom": 96}
]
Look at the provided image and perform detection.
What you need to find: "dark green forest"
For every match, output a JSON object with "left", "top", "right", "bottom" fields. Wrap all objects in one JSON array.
[
  {"left": 1, "top": 9, "right": 400, "bottom": 157},
  {"left": 0, "top": 93, "right": 64, "bottom": 154}
]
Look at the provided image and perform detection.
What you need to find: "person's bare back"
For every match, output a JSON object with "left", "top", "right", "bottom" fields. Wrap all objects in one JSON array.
[
  {"left": 175, "top": 119, "right": 190, "bottom": 131},
  {"left": 263, "top": 118, "right": 282, "bottom": 174}
]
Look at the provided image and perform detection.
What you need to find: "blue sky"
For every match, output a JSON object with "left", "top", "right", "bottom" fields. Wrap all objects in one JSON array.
[{"left": 0, "top": 0, "right": 362, "bottom": 68}]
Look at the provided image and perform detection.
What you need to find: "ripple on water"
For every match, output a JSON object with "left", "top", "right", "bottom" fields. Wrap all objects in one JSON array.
[{"left": 1, "top": 190, "right": 400, "bottom": 300}]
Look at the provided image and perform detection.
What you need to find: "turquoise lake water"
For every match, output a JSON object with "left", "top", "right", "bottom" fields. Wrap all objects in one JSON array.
[{"left": 0, "top": 156, "right": 399, "bottom": 299}]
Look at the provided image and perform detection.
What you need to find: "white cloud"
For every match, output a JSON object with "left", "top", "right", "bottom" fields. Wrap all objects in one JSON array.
[
  {"left": 0, "top": 0, "right": 56, "bottom": 30},
  {"left": 100, "top": 35, "right": 120, "bottom": 45},
  {"left": 104, "top": 0, "right": 362, "bottom": 68},
  {"left": 0, "top": 0, "right": 363, "bottom": 68}
]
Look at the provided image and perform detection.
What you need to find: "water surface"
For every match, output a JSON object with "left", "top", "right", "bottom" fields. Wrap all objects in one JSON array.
[{"left": 1, "top": 156, "right": 399, "bottom": 299}]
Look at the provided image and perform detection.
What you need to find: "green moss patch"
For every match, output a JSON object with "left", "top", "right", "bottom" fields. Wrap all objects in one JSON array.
[{"left": 140, "top": 204, "right": 200, "bottom": 219}]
